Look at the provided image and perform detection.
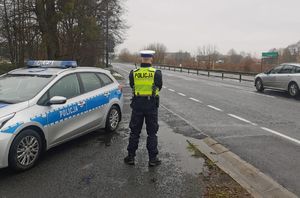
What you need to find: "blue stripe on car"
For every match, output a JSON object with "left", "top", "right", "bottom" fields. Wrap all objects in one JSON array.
[
  {"left": 0, "top": 103, "right": 9, "bottom": 109},
  {"left": 0, "top": 88, "right": 122, "bottom": 134},
  {"left": 0, "top": 123, "right": 23, "bottom": 134}
]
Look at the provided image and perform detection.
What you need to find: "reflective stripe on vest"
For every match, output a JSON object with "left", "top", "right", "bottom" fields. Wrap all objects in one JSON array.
[{"left": 133, "top": 67, "right": 159, "bottom": 96}]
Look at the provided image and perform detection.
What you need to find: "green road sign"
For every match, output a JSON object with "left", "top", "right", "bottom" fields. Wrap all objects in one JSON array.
[{"left": 262, "top": 52, "right": 279, "bottom": 58}]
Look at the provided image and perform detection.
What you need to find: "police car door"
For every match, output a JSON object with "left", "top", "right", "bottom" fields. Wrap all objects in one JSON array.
[
  {"left": 77, "top": 72, "right": 109, "bottom": 128},
  {"left": 40, "top": 73, "right": 88, "bottom": 145}
]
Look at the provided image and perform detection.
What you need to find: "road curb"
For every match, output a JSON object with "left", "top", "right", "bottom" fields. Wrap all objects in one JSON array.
[{"left": 188, "top": 137, "right": 298, "bottom": 198}]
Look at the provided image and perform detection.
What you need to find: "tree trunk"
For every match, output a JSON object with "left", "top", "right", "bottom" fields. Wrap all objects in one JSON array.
[{"left": 35, "top": 0, "right": 60, "bottom": 59}]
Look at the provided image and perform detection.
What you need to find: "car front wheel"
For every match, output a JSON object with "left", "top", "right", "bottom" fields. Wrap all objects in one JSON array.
[
  {"left": 9, "top": 129, "right": 42, "bottom": 171},
  {"left": 256, "top": 78, "right": 264, "bottom": 92},
  {"left": 105, "top": 106, "right": 121, "bottom": 132},
  {"left": 288, "top": 82, "right": 299, "bottom": 97}
]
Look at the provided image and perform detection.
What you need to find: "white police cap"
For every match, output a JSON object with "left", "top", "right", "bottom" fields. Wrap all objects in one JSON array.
[{"left": 140, "top": 50, "right": 155, "bottom": 58}]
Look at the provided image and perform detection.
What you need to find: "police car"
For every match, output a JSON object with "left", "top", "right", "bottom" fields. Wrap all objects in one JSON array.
[{"left": 0, "top": 60, "right": 123, "bottom": 171}]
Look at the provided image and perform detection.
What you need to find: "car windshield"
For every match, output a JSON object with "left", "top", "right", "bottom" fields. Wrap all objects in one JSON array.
[{"left": 0, "top": 74, "right": 53, "bottom": 104}]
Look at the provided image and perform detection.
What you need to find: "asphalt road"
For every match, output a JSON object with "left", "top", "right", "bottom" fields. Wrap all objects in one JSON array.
[
  {"left": 0, "top": 85, "right": 208, "bottom": 198},
  {"left": 113, "top": 63, "right": 300, "bottom": 196}
]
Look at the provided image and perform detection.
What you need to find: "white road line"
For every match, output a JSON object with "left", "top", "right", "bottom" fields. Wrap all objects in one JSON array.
[
  {"left": 207, "top": 105, "right": 223, "bottom": 112},
  {"left": 178, "top": 93, "right": 186, "bottom": 96},
  {"left": 227, "top": 114, "right": 256, "bottom": 125},
  {"left": 168, "top": 89, "right": 175, "bottom": 92},
  {"left": 244, "top": 91, "right": 276, "bottom": 99},
  {"left": 163, "top": 86, "right": 167, "bottom": 89},
  {"left": 261, "top": 127, "right": 300, "bottom": 145},
  {"left": 189, "top": 97, "right": 202, "bottom": 103}
]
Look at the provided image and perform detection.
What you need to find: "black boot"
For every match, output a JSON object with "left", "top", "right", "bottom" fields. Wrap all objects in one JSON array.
[
  {"left": 124, "top": 156, "right": 135, "bottom": 165},
  {"left": 148, "top": 158, "right": 161, "bottom": 167}
]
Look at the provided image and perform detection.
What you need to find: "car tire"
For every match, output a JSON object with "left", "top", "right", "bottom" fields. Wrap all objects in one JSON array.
[
  {"left": 288, "top": 82, "right": 299, "bottom": 97},
  {"left": 105, "top": 105, "right": 121, "bottom": 132},
  {"left": 8, "top": 129, "right": 42, "bottom": 171},
  {"left": 255, "top": 78, "right": 264, "bottom": 92}
]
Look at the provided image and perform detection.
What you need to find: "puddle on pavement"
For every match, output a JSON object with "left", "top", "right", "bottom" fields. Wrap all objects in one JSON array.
[
  {"left": 96, "top": 131, "right": 120, "bottom": 147},
  {"left": 159, "top": 121, "right": 205, "bottom": 175}
]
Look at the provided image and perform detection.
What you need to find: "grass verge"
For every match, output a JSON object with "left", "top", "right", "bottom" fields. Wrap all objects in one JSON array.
[{"left": 187, "top": 140, "right": 252, "bottom": 198}]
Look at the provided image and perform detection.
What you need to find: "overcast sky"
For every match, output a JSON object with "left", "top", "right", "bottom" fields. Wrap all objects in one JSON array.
[{"left": 118, "top": 0, "right": 300, "bottom": 56}]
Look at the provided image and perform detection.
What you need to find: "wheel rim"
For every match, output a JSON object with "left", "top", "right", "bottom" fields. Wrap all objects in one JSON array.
[
  {"left": 17, "top": 136, "right": 39, "bottom": 166},
  {"left": 257, "top": 80, "right": 262, "bottom": 90},
  {"left": 109, "top": 109, "right": 119, "bottom": 130},
  {"left": 289, "top": 84, "right": 298, "bottom": 96}
]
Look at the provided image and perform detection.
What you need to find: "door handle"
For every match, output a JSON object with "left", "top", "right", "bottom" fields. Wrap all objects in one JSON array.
[{"left": 78, "top": 100, "right": 85, "bottom": 107}]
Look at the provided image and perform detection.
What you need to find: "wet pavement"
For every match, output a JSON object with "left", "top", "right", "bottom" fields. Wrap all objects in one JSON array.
[{"left": 0, "top": 86, "right": 208, "bottom": 198}]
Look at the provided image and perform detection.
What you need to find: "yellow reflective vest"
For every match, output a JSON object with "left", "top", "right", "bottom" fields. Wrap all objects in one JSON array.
[{"left": 133, "top": 67, "right": 159, "bottom": 96}]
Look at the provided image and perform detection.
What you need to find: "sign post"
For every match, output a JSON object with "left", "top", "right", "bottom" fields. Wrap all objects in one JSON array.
[{"left": 261, "top": 52, "right": 279, "bottom": 72}]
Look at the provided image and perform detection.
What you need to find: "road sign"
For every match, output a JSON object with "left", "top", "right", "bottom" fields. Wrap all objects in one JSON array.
[{"left": 262, "top": 52, "right": 279, "bottom": 58}]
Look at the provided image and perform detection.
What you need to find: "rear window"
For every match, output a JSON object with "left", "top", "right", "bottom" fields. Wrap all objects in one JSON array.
[
  {"left": 79, "top": 73, "right": 103, "bottom": 93},
  {"left": 279, "top": 65, "right": 294, "bottom": 74},
  {"left": 294, "top": 67, "right": 300, "bottom": 73},
  {"left": 97, "top": 73, "right": 113, "bottom": 86}
]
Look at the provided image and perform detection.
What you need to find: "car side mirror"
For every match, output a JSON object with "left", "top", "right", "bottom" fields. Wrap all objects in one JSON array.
[{"left": 48, "top": 96, "right": 67, "bottom": 105}]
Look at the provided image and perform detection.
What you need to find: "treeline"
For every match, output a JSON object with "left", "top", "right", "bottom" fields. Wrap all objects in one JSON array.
[
  {"left": 0, "top": 0, "right": 127, "bottom": 67},
  {"left": 119, "top": 43, "right": 300, "bottom": 73}
]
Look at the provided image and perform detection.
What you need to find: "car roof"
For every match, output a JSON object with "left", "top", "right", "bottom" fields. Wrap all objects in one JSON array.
[
  {"left": 281, "top": 63, "right": 300, "bottom": 67},
  {"left": 7, "top": 66, "right": 111, "bottom": 76}
]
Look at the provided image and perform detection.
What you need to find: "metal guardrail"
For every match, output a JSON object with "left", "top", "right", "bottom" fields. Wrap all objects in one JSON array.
[{"left": 154, "top": 64, "right": 258, "bottom": 82}]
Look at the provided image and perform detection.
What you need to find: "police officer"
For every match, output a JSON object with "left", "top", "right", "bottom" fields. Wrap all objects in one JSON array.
[{"left": 124, "top": 50, "right": 163, "bottom": 167}]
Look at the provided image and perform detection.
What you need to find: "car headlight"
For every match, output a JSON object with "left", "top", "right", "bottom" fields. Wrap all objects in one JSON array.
[{"left": 0, "top": 113, "right": 15, "bottom": 130}]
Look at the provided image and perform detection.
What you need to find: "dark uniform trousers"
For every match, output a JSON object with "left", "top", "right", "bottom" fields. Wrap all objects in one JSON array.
[{"left": 127, "top": 97, "right": 159, "bottom": 160}]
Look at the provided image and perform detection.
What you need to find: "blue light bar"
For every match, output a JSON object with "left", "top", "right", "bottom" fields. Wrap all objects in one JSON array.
[{"left": 27, "top": 60, "right": 77, "bottom": 68}]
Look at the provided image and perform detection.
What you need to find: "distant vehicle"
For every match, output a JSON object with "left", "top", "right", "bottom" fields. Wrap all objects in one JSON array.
[
  {"left": 216, "top": 60, "right": 224, "bottom": 64},
  {"left": 0, "top": 61, "right": 123, "bottom": 171},
  {"left": 254, "top": 63, "right": 300, "bottom": 97}
]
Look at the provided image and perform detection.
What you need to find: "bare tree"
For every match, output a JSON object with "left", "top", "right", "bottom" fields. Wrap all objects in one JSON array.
[
  {"left": 280, "top": 48, "right": 297, "bottom": 63},
  {"left": 227, "top": 49, "right": 243, "bottom": 64},
  {"left": 0, "top": 0, "right": 127, "bottom": 66},
  {"left": 197, "top": 45, "right": 218, "bottom": 69},
  {"left": 35, "top": 0, "right": 60, "bottom": 59},
  {"left": 144, "top": 43, "right": 167, "bottom": 64}
]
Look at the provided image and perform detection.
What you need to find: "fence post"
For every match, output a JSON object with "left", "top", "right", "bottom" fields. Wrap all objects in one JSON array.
[
  {"left": 239, "top": 74, "right": 242, "bottom": 82},
  {"left": 180, "top": 67, "right": 182, "bottom": 72},
  {"left": 174, "top": 67, "right": 175, "bottom": 71},
  {"left": 222, "top": 73, "right": 224, "bottom": 80},
  {"left": 208, "top": 71, "right": 210, "bottom": 77},
  {"left": 169, "top": 66, "right": 170, "bottom": 70},
  {"left": 188, "top": 69, "right": 190, "bottom": 74},
  {"left": 197, "top": 70, "right": 199, "bottom": 75}
]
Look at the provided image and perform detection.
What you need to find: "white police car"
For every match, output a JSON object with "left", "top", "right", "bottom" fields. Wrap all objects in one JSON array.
[{"left": 0, "top": 61, "right": 123, "bottom": 171}]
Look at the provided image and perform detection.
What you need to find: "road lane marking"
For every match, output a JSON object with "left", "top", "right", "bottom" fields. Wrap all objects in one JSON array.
[
  {"left": 207, "top": 105, "right": 223, "bottom": 112},
  {"left": 163, "top": 86, "right": 167, "bottom": 89},
  {"left": 178, "top": 93, "right": 186, "bottom": 96},
  {"left": 227, "top": 114, "right": 256, "bottom": 125},
  {"left": 168, "top": 89, "right": 175, "bottom": 92},
  {"left": 243, "top": 91, "right": 276, "bottom": 99},
  {"left": 261, "top": 127, "right": 300, "bottom": 145},
  {"left": 189, "top": 97, "right": 202, "bottom": 103}
]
